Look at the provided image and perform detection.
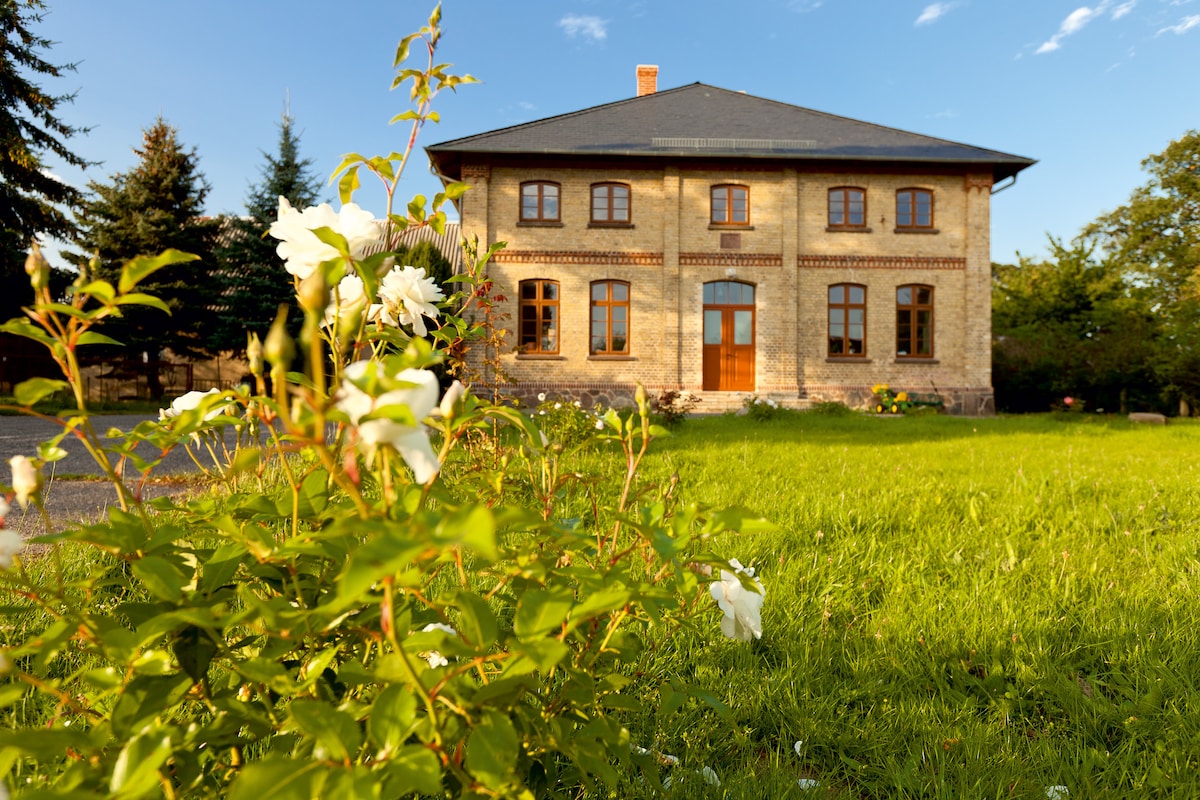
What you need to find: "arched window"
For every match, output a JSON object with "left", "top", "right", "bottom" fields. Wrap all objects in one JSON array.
[
  {"left": 895, "top": 188, "right": 933, "bottom": 230},
  {"left": 828, "top": 187, "right": 866, "bottom": 229},
  {"left": 828, "top": 284, "right": 866, "bottom": 356},
  {"left": 518, "top": 279, "right": 559, "bottom": 354},
  {"left": 520, "top": 181, "right": 560, "bottom": 222},
  {"left": 896, "top": 284, "right": 933, "bottom": 357},
  {"left": 590, "top": 281, "right": 630, "bottom": 354},
  {"left": 710, "top": 184, "right": 749, "bottom": 225},
  {"left": 590, "top": 183, "right": 630, "bottom": 224}
]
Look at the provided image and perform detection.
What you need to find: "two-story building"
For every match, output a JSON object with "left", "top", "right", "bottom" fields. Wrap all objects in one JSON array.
[{"left": 426, "top": 67, "right": 1034, "bottom": 414}]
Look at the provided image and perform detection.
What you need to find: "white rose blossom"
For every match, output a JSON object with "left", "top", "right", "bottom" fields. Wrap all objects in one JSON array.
[
  {"left": 420, "top": 622, "right": 457, "bottom": 668},
  {"left": 9, "top": 456, "right": 39, "bottom": 509},
  {"left": 709, "top": 558, "right": 765, "bottom": 641},
  {"left": 377, "top": 264, "right": 444, "bottom": 336},
  {"left": 0, "top": 496, "right": 9, "bottom": 519},
  {"left": 268, "top": 197, "right": 384, "bottom": 280},
  {"left": 158, "top": 388, "right": 225, "bottom": 421},
  {"left": 437, "top": 380, "right": 466, "bottom": 418},
  {"left": 323, "top": 273, "right": 372, "bottom": 330},
  {"left": 335, "top": 361, "right": 442, "bottom": 484},
  {"left": 0, "top": 527, "right": 23, "bottom": 570}
]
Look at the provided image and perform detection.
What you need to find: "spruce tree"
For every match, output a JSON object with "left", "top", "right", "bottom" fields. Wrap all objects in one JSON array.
[
  {"left": 75, "top": 117, "right": 215, "bottom": 373},
  {"left": 0, "top": 0, "right": 90, "bottom": 320},
  {"left": 211, "top": 112, "right": 322, "bottom": 354}
]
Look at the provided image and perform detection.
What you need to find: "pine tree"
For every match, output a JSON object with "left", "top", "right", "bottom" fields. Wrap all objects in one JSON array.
[
  {"left": 210, "top": 111, "right": 322, "bottom": 354},
  {"left": 75, "top": 117, "right": 215, "bottom": 370},
  {"left": 0, "top": 0, "right": 90, "bottom": 320}
]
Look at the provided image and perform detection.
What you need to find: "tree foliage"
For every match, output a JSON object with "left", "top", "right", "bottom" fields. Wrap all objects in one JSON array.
[
  {"left": 74, "top": 117, "right": 215, "bottom": 363},
  {"left": 0, "top": 0, "right": 90, "bottom": 321},
  {"left": 210, "top": 112, "right": 323, "bottom": 354}
]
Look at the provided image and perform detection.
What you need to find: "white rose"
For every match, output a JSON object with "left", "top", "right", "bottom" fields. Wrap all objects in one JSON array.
[
  {"left": 9, "top": 455, "right": 39, "bottom": 509},
  {"left": 323, "top": 273, "right": 369, "bottom": 330},
  {"left": 335, "top": 360, "right": 442, "bottom": 483},
  {"left": 0, "top": 527, "right": 23, "bottom": 570},
  {"left": 377, "top": 265, "right": 444, "bottom": 336},
  {"left": 159, "top": 388, "right": 225, "bottom": 421},
  {"left": 268, "top": 197, "right": 383, "bottom": 280},
  {"left": 709, "top": 558, "right": 765, "bottom": 641},
  {"left": 438, "top": 380, "right": 465, "bottom": 418}
]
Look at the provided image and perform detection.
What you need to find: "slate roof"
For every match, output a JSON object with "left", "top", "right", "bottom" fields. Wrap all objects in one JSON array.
[{"left": 427, "top": 83, "right": 1035, "bottom": 182}]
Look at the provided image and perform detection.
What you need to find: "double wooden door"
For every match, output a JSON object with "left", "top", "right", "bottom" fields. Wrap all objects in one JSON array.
[{"left": 702, "top": 281, "right": 755, "bottom": 391}]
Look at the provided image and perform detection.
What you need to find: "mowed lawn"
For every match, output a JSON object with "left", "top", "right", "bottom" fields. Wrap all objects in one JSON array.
[{"left": 610, "top": 412, "right": 1200, "bottom": 799}]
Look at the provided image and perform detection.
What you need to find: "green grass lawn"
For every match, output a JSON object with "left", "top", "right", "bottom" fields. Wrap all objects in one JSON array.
[{"left": 607, "top": 412, "right": 1200, "bottom": 798}]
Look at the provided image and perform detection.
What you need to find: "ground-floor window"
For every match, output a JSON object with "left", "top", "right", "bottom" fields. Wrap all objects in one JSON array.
[
  {"left": 896, "top": 284, "right": 933, "bottom": 357},
  {"left": 828, "top": 283, "right": 866, "bottom": 356},
  {"left": 518, "top": 279, "right": 559, "bottom": 354},
  {"left": 590, "top": 280, "right": 629, "bottom": 354}
]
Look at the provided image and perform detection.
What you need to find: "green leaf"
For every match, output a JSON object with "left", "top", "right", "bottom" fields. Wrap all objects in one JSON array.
[
  {"left": 384, "top": 746, "right": 442, "bottom": 796},
  {"left": 338, "top": 166, "right": 361, "bottom": 204},
  {"left": 119, "top": 249, "right": 199, "bottom": 293},
  {"left": 454, "top": 590, "right": 498, "bottom": 648},
  {"left": 172, "top": 624, "right": 218, "bottom": 683},
  {"left": 368, "top": 685, "right": 418, "bottom": 752},
  {"left": 131, "top": 555, "right": 187, "bottom": 602},
  {"left": 110, "top": 674, "right": 192, "bottom": 738},
  {"left": 76, "top": 330, "right": 124, "bottom": 347},
  {"left": 0, "top": 317, "right": 57, "bottom": 348},
  {"left": 393, "top": 32, "right": 418, "bottom": 67},
  {"left": 109, "top": 728, "right": 173, "bottom": 797},
  {"left": 467, "top": 711, "right": 518, "bottom": 790},
  {"left": 515, "top": 587, "right": 574, "bottom": 640},
  {"left": 290, "top": 699, "right": 362, "bottom": 760},
  {"left": 75, "top": 279, "right": 116, "bottom": 303},
  {"left": 115, "top": 292, "right": 172, "bottom": 314},
  {"left": 229, "top": 758, "right": 323, "bottom": 800},
  {"left": 14, "top": 377, "right": 68, "bottom": 406}
]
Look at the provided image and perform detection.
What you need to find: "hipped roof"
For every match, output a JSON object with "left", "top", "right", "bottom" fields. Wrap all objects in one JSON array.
[{"left": 427, "top": 83, "right": 1035, "bottom": 182}]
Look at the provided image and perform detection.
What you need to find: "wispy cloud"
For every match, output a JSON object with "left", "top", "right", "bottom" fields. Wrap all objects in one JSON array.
[
  {"left": 1035, "top": 1, "right": 1136, "bottom": 54},
  {"left": 1158, "top": 13, "right": 1200, "bottom": 33},
  {"left": 915, "top": 2, "right": 959, "bottom": 26},
  {"left": 927, "top": 109, "right": 959, "bottom": 119},
  {"left": 786, "top": 0, "right": 824, "bottom": 12},
  {"left": 558, "top": 14, "right": 608, "bottom": 42}
]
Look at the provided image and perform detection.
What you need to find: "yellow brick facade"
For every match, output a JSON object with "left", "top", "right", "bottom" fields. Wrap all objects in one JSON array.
[{"left": 458, "top": 160, "right": 997, "bottom": 415}]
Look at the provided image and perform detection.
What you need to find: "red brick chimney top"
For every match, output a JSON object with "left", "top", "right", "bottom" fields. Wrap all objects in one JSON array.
[{"left": 636, "top": 65, "right": 658, "bottom": 97}]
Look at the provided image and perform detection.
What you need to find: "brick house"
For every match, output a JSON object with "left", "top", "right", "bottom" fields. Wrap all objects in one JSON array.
[{"left": 426, "top": 67, "right": 1034, "bottom": 414}]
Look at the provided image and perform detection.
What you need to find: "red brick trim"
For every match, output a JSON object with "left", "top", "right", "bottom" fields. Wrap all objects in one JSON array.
[
  {"left": 493, "top": 250, "right": 664, "bottom": 266},
  {"left": 964, "top": 174, "right": 992, "bottom": 193},
  {"left": 461, "top": 164, "right": 491, "bottom": 182},
  {"left": 680, "top": 252, "right": 783, "bottom": 267},
  {"left": 797, "top": 255, "right": 965, "bottom": 270}
]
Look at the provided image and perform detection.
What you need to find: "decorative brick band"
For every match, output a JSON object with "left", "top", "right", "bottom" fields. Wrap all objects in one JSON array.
[
  {"left": 679, "top": 252, "right": 783, "bottom": 267},
  {"left": 493, "top": 250, "right": 664, "bottom": 266},
  {"left": 797, "top": 255, "right": 966, "bottom": 270},
  {"left": 964, "top": 174, "right": 993, "bottom": 193},
  {"left": 461, "top": 164, "right": 491, "bottom": 182}
]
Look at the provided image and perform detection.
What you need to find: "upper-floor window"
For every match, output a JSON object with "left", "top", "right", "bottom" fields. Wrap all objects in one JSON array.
[
  {"left": 520, "top": 181, "right": 560, "bottom": 222},
  {"left": 711, "top": 184, "right": 749, "bottom": 225},
  {"left": 895, "top": 189, "right": 933, "bottom": 230},
  {"left": 828, "top": 284, "right": 866, "bottom": 356},
  {"left": 590, "top": 280, "right": 630, "bottom": 355},
  {"left": 828, "top": 187, "right": 866, "bottom": 229},
  {"left": 518, "top": 279, "right": 559, "bottom": 354},
  {"left": 591, "top": 183, "right": 630, "bottom": 224},
  {"left": 896, "top": 284, "right": 933, "bottom": 357}
]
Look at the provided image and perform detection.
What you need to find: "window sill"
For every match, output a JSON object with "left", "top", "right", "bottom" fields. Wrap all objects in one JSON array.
[
  {"left": 588, "top": 222, "right": 635, "bottom": 229},
  {"left": 708, "top": 224, "right": 754, "bottom": 231},
  {"left": 825, "top": 356, "right": 871, "bottom": 363},
  {"left": 894, "top": 357, "right": 938, "bottom": 364},
  {"left": 588, "top": 354, "right": 636, "bottom": 361},
  {"left": 516, "top": 221, "right": 564, "bottom": 228},
  {"left": 825, "top": 226, "right": 873, "bottom": 234},
  {"left": 516, "top": 354, "right": 566, "bottom": 360},
  {"left": 894, "top": 228, "right": 939, "bottom": 235}
]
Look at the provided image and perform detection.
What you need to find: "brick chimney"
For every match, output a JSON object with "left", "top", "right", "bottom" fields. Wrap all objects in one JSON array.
[{"left": 636, "top": 65, "right": 658, "bottom": 97}]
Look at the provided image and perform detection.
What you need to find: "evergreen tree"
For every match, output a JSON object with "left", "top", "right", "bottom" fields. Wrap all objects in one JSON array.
[
  {"left": 210, "top": 112, "right": 322, "bottom": 354},
  {"left": 75, "top": 117, "right": 215, "bottom": 370},
  {"left": 0, "top": 0, "right": 90, "bottom": 320},
  {"left": 404, "top": 239, "right": 455, "bottom": 291}
]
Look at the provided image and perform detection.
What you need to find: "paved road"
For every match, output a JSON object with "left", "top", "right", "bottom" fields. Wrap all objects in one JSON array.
[{"left": 0, "top": 413, "right": 202, "bottom": 477}]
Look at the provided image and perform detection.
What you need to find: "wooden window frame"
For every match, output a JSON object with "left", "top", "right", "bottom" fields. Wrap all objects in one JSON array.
[
  {"left": 895, "top": 188, "right": 934, "bottom": 230},
  {"left": 590, "top": 280, "right": 630, "bottom": 355},
  {"left": 710, "top": 184, "right": 750, "bottom": 226},
  {"left": 519, "top": 181, "right": 561, "bottom": 223},
  {"left": 827, "top": 187, "right": 867, "bottom": 229},
  {"left": 590, "top": 183, "right": 631, "bottom": 225},
  {"left": 518, "top": 279, "right": 560, "bottom": 355},
  {"left": 828, "top": 283, "right": 867, "bottom": 357},
  {"left": 896, "top": 284, "right": 934, "bottom": 358}
]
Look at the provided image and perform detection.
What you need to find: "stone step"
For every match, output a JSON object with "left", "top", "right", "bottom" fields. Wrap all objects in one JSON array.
[{"left": 688, "top": 391, "right": 814, "bottom": 414}]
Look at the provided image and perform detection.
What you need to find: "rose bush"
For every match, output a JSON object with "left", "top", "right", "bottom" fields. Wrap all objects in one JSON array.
[{"left": 0, "top": 7, "right": 769, "bottom": 798}]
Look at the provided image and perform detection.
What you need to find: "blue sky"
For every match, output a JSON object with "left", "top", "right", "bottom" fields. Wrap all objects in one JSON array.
[{"left": 33, "top": 0, "right": 1200, "bottom": 264}]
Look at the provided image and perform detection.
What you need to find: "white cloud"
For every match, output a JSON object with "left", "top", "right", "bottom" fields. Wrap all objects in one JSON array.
[
  {"left": 786, "top": 0, "right": 824, "bottom": 12},
  {"left": 1158, "top": 13, "right": 1200, "bottom": 33},
  {"left": 558, "top": 14, "right": 608, "bottom": 42},
  {"left": 915, "top": 2, "right": 959, "bottom": 26},
  {"left": 927, "top": 109, "right": 959, "bottom": 119},
  {"left": 1111, "top": 1, "right": 1136, "bottom": 19},
  {"left": 517, "top": 101, "right": 536, "bottom": 111}
]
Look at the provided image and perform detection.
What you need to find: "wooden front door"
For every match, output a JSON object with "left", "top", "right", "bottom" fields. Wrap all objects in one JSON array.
[{"left": 702, "top": 281, "right": 755, "bottom": 391}]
